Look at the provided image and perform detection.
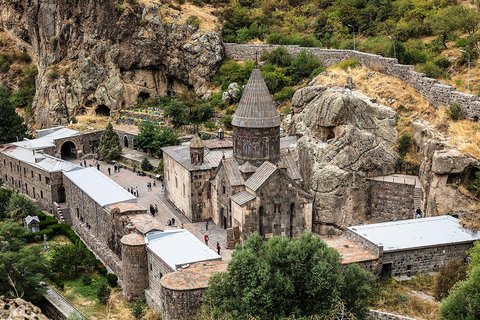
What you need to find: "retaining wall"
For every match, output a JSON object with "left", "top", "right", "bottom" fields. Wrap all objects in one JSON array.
[
  {"left": 368, "top": 310, "right": 416, "bottom": 320},
  {"left": 367, "top": 180, "right": 415, "bottom": 221},
  {"left": 224, "top": 43, "right": 480, "bottom": 120}
]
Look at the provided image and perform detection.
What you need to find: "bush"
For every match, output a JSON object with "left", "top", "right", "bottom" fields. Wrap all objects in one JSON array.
[
  {"left": 45, "top": 68, "right": 59, "bottom": 81},
  {"left": 290, "top": 50, "right": 323, "bottom": 83},
  {"left": 221, "top": 115, "right": 233, "bottom": 129},
  {"left": 106, "top": 273, "right": 118, "bottom": 287},
  {"left": 337, "top": 58, "right": 358, "bottom": 71},
  {"left": 82, "top": 273, "right": 92, "bottom": 286},
  {"left": 186, "top": 15, "right": 201, "bottom": 28},
  {"left": 260, "top": 47, "right": 292, "bottom": 68},
  {"left": 398, "top": 133, "right": 412, "bottom": 158},
  {"left": 434, "top": 56, "right": 452, "bottom": 70},
  {"left": 130, "top": 299, "right": 147, "bottom": 319},
  {"left": 445, "top": 103, "right": 462, "bottom": 121},
  {"left": 40, "top": 216, "right": 58, "bottom": 229},
  {"left": 273, "top": 87, "right": 295, "bottom": 102},
  {"left": 141, "top": 157, "right": 153, "bottom": 172},
  {"left": 98, "top": 265, "right": 108, "bottom": 276},
  {"left": 468, "top": 168, "right": 480, "bottom": 197},
  {"left": 418, "top": 61, "right": 450, "bottom": 79},
  {"left": 433, "top": 258, "right": 468, "bottom": 301},
  {"left": 115, "top": 4, "right": 125, "bottom": 13},
  {"left": 456, "top": 38, "right": 468, "bottom": 48},
  {"left": 97, "top": 282, "right": 112, "bottom": 304}
]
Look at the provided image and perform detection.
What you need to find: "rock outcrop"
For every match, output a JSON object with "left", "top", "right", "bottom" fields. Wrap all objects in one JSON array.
[
  {"left": 412, "top": 120, "right": 478, "bottom": 217},
  {"left": 288, "top": 86, "right": 398, "bottom": 232},
  {"left": 0, "top": 0, "right": 224, "bottom": 127},
  {"left": 0, "top": 296, "right": 48, "bottom": 320}
]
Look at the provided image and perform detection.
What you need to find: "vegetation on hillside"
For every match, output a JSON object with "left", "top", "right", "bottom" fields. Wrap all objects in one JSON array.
[{"left": 0, "top": 86, "right": 30, "bottom": 144}]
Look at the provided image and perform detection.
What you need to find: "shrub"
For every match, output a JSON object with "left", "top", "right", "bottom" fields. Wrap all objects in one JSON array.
[
  {"left": 273, "top": 87, "right": 295, "bottom": 102},
  {"left": 141, "top": 157, "right": 153, "bottom": 171},
  {"left": 115, "top": 4, "right": 125, "bottom": 13},
  {"left": 82, "top": 273, "right": 92, "bottom": 286},
  {"left": 445, "top": 103, "right": 462, "bottom": 121},
  {"left": 130, "top": 299, "right": 147, "bottom": 319},
  {"left": 337, "top": 58, "right": 358, "bottom": 71},
  {"left": 40, "top": 216, "right": 58, "bottom": 229},
  {"left": 98, "top": 265, "right": 108, "bottom": 276},
  {"left": 97, "top": 282, "right": 112, "bottom": 304},
  {"left": 434, "top": 56, "right": 452, "bottom": 70},
  {"left": 204, "top": 120, "right": 216, "bottom": 130},
  {"left": 186, "top": 15, "right": 201, "bottom": 28},
  {"left": 221, "top": 115, "right": 233, "bottom": 129},
  {"left": 260, "top": 47, "right": 292, "bottom": 68},
  {"left": 106, "top": 273, "right": 118, "bottom": 287},
  {"left": 433, "top": 258, "right": 468, "bottom": 301},
  {"left": 418, "top": 61, "right": 450, "bottom": 79},
  {"left": 468, "top": 168, "right": 480, "bottom": 197},
  {"left": 310, "top": 67, "right": 325, "bottom": 79},
  {"left": 397, "top": 133, "right": 412, "bottom": 158},
  {"left": 290, "top": 50, "right": 323, "bottom": 83},
  {"left": 456, "top": 38, "right": 468, "bottom": 48},
  {"left": 45, "top": 68, "right": 59, "bottom": 81},
  {"left": 225, "top": 108, "right": 235, "bottom": 115},
  {"left": 139, "top": 19, "right": 147, "bottom": 27}
]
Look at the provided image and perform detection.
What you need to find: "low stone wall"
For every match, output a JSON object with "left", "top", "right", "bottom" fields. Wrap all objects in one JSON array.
[
  {"left": 368, "top": 180, "right": 415, "bottom": 221},
  {"left": 368, "top": 309, "right": 416, "bottom": 320},
  {"left": 346, "top": 228, "right": 383, "bottom": 257},
  {"left": 224, "top": 43, "right": 480, "bottom": 120}
]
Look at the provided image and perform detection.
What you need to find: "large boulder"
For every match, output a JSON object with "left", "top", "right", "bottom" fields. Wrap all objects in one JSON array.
[
  {"left": 0, "top": 296, "right": 49, "bottom": 320},
  {"left": 0, "top": 0, "right": 224, "bottom": 127},
  {"left": 289, "top": 86, "right": 398, "bottom": 231}
]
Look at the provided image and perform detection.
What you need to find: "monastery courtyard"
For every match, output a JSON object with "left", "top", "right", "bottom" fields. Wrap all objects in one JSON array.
[{"left": 68, "top": 156, "right": 232, "bottom": 261}]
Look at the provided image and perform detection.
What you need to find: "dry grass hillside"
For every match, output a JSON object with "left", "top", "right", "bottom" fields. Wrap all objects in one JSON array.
[{"left": 314, "top": 66, "right": 480, "bottom": 161}]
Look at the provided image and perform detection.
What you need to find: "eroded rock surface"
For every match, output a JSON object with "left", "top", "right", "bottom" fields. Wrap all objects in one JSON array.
[
  {"left": 0, "top": 0, "right": 224, "bottom": 127},
  {"left": 0, "top": 296, "right": 48, "bottom": 320},
  {"left": 288, "top": 86, "right": 398, "bottom": 232}
]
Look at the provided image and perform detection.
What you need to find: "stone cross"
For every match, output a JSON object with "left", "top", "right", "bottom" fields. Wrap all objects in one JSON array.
[{"left": 43, "top": 234, "right": 50, "bottom": 252}]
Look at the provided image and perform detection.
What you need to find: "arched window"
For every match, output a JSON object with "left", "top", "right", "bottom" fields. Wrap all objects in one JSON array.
[{"left": 245, "top": 142, "right": 249, "bottom": 156}]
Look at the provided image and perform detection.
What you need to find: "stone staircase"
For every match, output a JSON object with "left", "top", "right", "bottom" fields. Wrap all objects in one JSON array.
[
  {"left": 52, "top": 202, "right": 71, "bottom": 224},
  {"left": 414, "top": 187, "right": 422, "bottom": 212}
]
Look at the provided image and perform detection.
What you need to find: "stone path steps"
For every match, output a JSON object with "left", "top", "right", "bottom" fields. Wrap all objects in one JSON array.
[{"left": 414, "top": 188, "right": 422, "bottom": 213}]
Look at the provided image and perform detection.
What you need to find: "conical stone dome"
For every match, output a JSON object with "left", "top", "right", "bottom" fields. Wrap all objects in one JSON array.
[{"left": 232, "top": 68, "right": 281, "bottom": 128}]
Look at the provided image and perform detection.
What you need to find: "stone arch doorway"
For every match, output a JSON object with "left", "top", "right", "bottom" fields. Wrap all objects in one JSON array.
[
  {"left": 124, "top": 136, "right": 129, "bottom": 148},
  {"left": 61, "top": 141, "right": 77, "bottom": 159},
  {"left": 95, "top": 105, "right": 110, "bottom": 116}
]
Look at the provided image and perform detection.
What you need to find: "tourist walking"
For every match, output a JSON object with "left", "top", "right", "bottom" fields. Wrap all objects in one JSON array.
[
  {"left": 206, "top": 219, "right": 208, "bottom": 231},
  {"left": 181, "top": 223, "right": 184, "bottom": 229},
  {"left": 114, "top": 166, "right": 117, "bottom": 173},
  {"left": 204, "top": 234, "right": 209, "bottom": 246},
  {"left": 154, "top": 204, "right": 158, "bottom": 216},
  {"left": 416, "top": 207, "right": 422, "bottom": 219},
  {"left": 168, "top": 219, "right": 172, "bottom": 226},
  {"left": 80, "top": 160, "right": 83, "bottom": 166},
  {"left": 83, "top": 159, "right": 86, "bottom": 167},
  {"left": 97, "top": 163, "right": 100, "bottom": 171},
  {"left": 171, "top": 217, "right": 175, "bottom": 225},
  {"left": 108, "top": 167, "right": 111, "bottom": 175},
  {"left": 153, "top": 180, "right": 156, "bottom": 187},
  {"left": 117, "top": 164, "right": 121, "bottom": 172},
  {"left": 150, "top": 204, "right": 155, "bottom": 216},
  {"left": 217, "top": 242, "right": 221, "bottom": 255}
]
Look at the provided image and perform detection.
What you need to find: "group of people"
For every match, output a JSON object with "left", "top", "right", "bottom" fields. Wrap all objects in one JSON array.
[
  {"left": 79, "top": 159, "right": 122, "bottom": 176},
  {"left": 167, "top": 217, "right": 176, "bottom": 226},
  {"left": 149, "top": 204, "right": 159, "bottom": 216},
  {"left": 147, "top": 181, "right": 155, "bottom": 191},
  {"left": 204, "top": 235, "right": 221, "bottom": 255},
  {"left": 128, "top": 186, "right": 139, "bottom": 197}
]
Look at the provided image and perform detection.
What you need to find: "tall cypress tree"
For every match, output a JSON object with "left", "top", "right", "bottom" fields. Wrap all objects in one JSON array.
[
  {"left": 0, "top": 87, "right": 29, "bottom": 144},
  {"left": 98, "top": 122, "right": 122, "bottom": 160}
]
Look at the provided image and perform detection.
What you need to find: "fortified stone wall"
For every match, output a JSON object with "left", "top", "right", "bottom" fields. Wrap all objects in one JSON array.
[
  {"left": 224, "top": 43, "right": 480, "bottom": 120},
  {"left": 121, "top": 234, "right": 149, "bottom": 301},
  {"left": 381, "top": 242, "right": 472, "bottom": 276},
  {"left": 368, "top": 180, "right": 415, "bottom": 221},
  {"left": 160, "top": 287, "right": 206, "bottom": 320}
]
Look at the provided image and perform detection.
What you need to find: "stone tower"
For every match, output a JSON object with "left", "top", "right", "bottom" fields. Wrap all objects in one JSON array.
[
  {"left": 232, "top": 65, "right": 281, "bottom": 166},
  {"left": 121, "top": 233, "right": 148, "bottom": 301},
  {"left": 190, "top": 135, "right": 205, "bottom": 165}
]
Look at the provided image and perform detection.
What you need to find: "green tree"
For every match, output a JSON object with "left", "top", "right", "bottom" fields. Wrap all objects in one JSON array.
[
  {"left": 434, "top": 258, "right": 468, "bottom": 301},
  {"left": 0, "top": 86, "right": 29, "bottom": 144},
  {"left": 341, "top": 263, "right": 376, "bottom": 318},
  {"left": 141, "top": 157, "right": 153, "bottom": 172},
  {"left": 97, "top": 282, "right": 112, "bottom": 304},
  {"left": 9, "top": 87, "right": 36, "bottom": 109},
  {"left": 50, "top": 241, "right": 96, "bottom": 279},
  {"left": 0, "top": 221, "right": 49, "bottom": 303},
  {"left": 221, "top": 115, "right": 233, "bottom": 130},
  {"left": 134, "top": 123, "right": 181, "bottom": 157},
  {"left": 5, "top": 192, "right": 38, "bottom": 221},
  {"left": 0, "top": 188, "right": 14, "bottom": 219},
  {"left": 190, "top": 102, "right": 215, "bottom": 125},
  {"left": 164, "top": 99, "right": 189, "bottom": 127},
  {"left": 202, "top": 233, "right": 375, "bottom": 319},
  {"left": 440, "top": 241, "right": 480, "bottom": 319},
  {"left": 429, "top": 7, "right": 461, "bottom": 49},
  {"left": 130, "top": 299, "right": 147, "bottom": 319},
  {"left": 289, "top": 50, "right": 323, "bottom": 83},
  {"left": 98, "top": 122, "right": 122, "bottom": 161},
  {"left": 397, "top": 133, "right": 412, "bottom": 159}
]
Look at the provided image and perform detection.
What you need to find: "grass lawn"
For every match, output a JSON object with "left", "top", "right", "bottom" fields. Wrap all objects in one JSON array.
[{"left": 371, "top": 275, "right": 440, "bottom": 320}]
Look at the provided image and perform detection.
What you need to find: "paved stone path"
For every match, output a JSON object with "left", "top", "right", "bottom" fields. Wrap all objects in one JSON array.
[
  {"left": 74, "top": 157, "right": 232, "bottom": 261},
  {"left": 44, "top": 284, "right": 83, "bottom": 318}
]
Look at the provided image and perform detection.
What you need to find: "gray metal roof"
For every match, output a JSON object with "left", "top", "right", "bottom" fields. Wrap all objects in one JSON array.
[
  {"left": 348, "top": 216, "right": 480, "bottom": 252},
  {"left": 13, "top": 127, "right": 79, "bottom": 149},
  {"left": 245, "top": 161, "right": 277, "bottom": 192},
  {"left": 145, "top": 230, "right": 221, "bottom": 271},
  {"left": 163, "top": 145, "right": 232, "bottom": 171},
  {"left": 25, "top": 215, "right": 40, "bottom": 225},
  {"left": 232, "top": 68, "right": 281, "bottom": 128},
  {"left": 222, "top": 159, "right": 245, "bottom": 186},
  {"left": 63, "top": 167, "right": 137, "bottom": 207},
  {"left": 1, "top": 145, "right": 78, "bottom": 172},
  {"left": 231, "top": 190, "right": 256, "bottom": 205}
]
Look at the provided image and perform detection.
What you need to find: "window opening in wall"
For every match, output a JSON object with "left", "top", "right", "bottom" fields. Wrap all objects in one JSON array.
[
  {"left": 150, "top": 263, "right": 152, "bottom": 271},
  {"left": 290, "top": 203, "right": 295, "bottom": 238},
  {"left": 17, "top": 165, "right": 19, "bottom": 172},
  {"left": 38, "top": 174, "right": 41, "bottom": 182},
  {"left": 245, "top": 143, "right": 248, "bottom": 156},
  {"left": 31, "top": 170, "right": 33, "bottom": 178},
  {"left": 263, "top": 143, "right": 267, "bottom": 157},
  {"left": 259, "top": 206, "right": 265, "bottom": 236},
  {"left": 381, "top": 263, "right": 392, "bottom": 278},
  {"left": 24, "top": 183, "right": 28, "bottom": 195},
  {"left": 175, "top": 176, "right": 178, "bottom": 188},
  {"left": 23, "top": 168, "right": 26, "bottom": 175},
  {"left": 40, "top": 191, "right": 43, "bottom": 199},
  {"left": 159, "top": 271, "right": 163, "bottom": 278},
  {"left": 32, "top": 187, "right": 36, "bottom": 199},
  {"left": 46, "top": 177, "right": 50, "bottom": 185}
]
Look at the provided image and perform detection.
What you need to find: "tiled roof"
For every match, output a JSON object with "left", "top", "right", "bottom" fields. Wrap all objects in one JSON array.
[
  {"left": 163, "top": 145, "right": 232, "bottom": 171},
  {"left": 231, "top": 190, "right": 256, "bottom": 205},
  {"left": 232, "top": 68, "right": 281, "bottom": 128},
  {"left": 238, "top": 161, "right": 257, "bottom": 173},
  {"left": 280, "top": 152, "right": 302, "bottom": 180},
  {"left": 245, "top": 161, "right": 277, "bottom": 192},
  {"left": 280, "top": 135, "right": 297, "bottom": 150},
  {"left": 203, "top": 138, "right": 233, "bottom": 150},
  {"left": 161, "top": 260, "right": 228, "bottom": 291},
  {"left": 222, "top": 159, "right": 244, "bottom": 186}
]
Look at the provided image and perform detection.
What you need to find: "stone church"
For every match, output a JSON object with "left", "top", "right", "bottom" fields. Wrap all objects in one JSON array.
[{"left": 163, "top": 65, "right": 313, "bottom": 240}]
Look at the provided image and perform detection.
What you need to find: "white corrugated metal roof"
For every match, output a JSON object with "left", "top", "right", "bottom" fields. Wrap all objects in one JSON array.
[
  {"left": 63, "top": 167, "right": 137, "bottom": 207},
  {"left": 145, "top": 230, "right": 221, "bottom": 271},
  {"left": 1, "top": 145, "right": 77, "bottom": 172},
  {"left": 348, "top": 216, "right": 480, "bottom": 252},
  {"left": 13, "top": 127, "right": 79, "bottom": 149}
]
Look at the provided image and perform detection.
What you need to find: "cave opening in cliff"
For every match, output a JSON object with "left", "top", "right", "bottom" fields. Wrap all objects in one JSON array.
[
  {"left": 138, "top": 92, "right": 150, "bottom": 101},
  {"left": 78, "top": 107, "right": 87, "bottom": 115},
  {"left": 60, "top": 141, "right": 77, "bottom": 159},
  {"left": 95, "top": 105, "right": 110, "bottom": 117}
]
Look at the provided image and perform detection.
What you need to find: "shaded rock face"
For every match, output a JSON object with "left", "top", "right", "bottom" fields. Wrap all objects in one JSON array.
[
  {"left": 288, "top": 86, "right": 398, "bottom": 232},
  {"left": 412, "top": 121, "right": 478, "bottom": 217},
  {"left": 0, "top": 296, "right": 49, "bottom": 320},
  {"left": 0, "top": 0, "right": 224, "bottom": 127}
]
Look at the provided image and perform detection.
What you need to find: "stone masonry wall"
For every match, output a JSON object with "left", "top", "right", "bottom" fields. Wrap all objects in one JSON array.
[
  {"left": 367, "top": 310, "right": 416, "bottom": 320},
  {"left": 224, "top": 43, "right": 480, "bottom": 120},
  {"left": 346, "top": 228, "right": 383, "bottom": 257},
  {"left": 160, "top": 286, "right": 206, "bottom": 320},
  {"left": 368, "top": 180, "right": 415, "bottom": 221},
  {"left": 382, "top": 242, "right": 472, "bottom": 276},
  {"left": 147, "top": 249, "right": 175, "bottom": 301}
]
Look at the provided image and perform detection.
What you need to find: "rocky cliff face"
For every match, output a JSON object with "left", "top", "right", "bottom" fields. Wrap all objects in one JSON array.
[
  {"left": 0, "top": 0, "right": 223, "bottom": 127},
  {"left": 412, "top": 120, "right": 478, "bottom": 217},
  {"left": 0, "top": 296, "right": 48, "bottom": 320},
  {"left": 285, "top": 86, "right": 398, "bottom": 232}
]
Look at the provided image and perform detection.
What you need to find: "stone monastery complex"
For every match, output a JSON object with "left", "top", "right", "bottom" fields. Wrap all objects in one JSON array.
[{"left": 1, "top": 65, "right": 480, "bottom": 319}]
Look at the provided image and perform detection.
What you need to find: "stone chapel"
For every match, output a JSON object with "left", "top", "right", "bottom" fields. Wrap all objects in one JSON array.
[{"left": 163, "top": 64, "right": 313, "bottom": 240}]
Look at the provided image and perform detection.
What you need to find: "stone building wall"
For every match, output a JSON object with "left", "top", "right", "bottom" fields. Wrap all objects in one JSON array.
[
  {"left": 115, "top": 130, "right": 137, "bottom": 149},
  {"left": 159, "top": 287, "right": 206, "bottom": 320},
  {"left": 147, "top": 249, "right": 175, "bottom": 299},
  {"left": 164, "top": 153, "right": 194, "bottom": 221},
  {"left": 224, "top": 43, "right": 480, "bottom": 120},
  {"left": 190, "top": 170, "right": 213, "bottom": 222},
  {"left": 122, "top": 238, "right": 149, "bottom": 301},
  {"left": 346, "top": 229, "right": 383, "bottom": 257},
  {"left": 54, "top": 131, "right": 103, "bottom": 158},
  {"left": 368, "top": 180, "right": 416, "bottom": 221},
  {"left": 381, "top": 242, "right": 473, "bottom": 276},
  {"left": 233, "top": 126, "right": 280, "bottom": 166}
]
